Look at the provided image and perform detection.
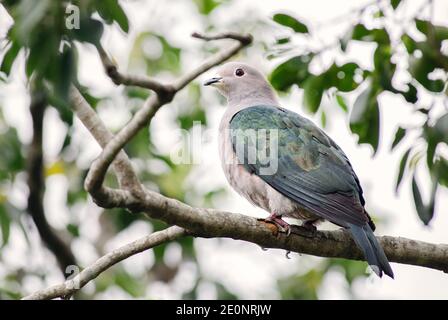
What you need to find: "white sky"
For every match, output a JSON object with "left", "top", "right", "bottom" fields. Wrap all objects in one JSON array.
[{"left": 1, "top": 0, "right": 448, "bottom": 299}]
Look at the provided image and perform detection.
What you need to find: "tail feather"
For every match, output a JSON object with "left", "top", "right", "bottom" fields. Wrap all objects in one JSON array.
[{"left": 348, "top": 224, "right": 394, "bottom": 279}]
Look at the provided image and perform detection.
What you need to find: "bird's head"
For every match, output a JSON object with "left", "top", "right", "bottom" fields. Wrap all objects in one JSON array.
[{"left": 204, "top": 62, "right": 278, "bottom": 107}]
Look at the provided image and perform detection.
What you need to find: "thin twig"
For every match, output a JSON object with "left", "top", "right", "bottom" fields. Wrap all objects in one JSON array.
[
  {"left": 22, "top": 226, "right": 188, "bottom": 300},
  {"left": 191, "top": 31, "right": 252, "bottom": 44},
  {"left": 98, "top": 46, "right": 170, "bottom": 94},
  {"left": 70, "top": 87, "right": 143, "bottom": 195},
  {"left": 84, "top": 32, "right": 252, "bottom": 195}
]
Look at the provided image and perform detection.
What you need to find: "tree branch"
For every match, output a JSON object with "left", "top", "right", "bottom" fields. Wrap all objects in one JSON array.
[
  {"left": 174, "top": 32, "right": 252, "bottom": 91},
  {"left": 24, "top": 192, "right": 448, "bottom": 300},
  {"left": 98, "top": 46, "right": 170, "bottom": 94},
  {"left": 22, "top": 226, "right": 188, "bottom": 300},
  {"left": 84, "top": 32, "right": 252, "bottom": 196},
  {"left": 27, "top": 88, "right": 77, "bottom": 274},
  {"left": 131, "top": 189, "right": 448, "bottom": 273},
  {"left": 70, "top": 87, "right": 143, "bottom": 198},
  {"left": 191, "top": 31, "right": 253, "bottom": 44}
]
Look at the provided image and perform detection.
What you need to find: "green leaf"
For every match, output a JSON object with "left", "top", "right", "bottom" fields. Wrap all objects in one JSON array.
[
  {"left": 327, "top": 258, "right": 368, "bottom": 284},
  {"left": 401, "top": 34, "right": 417, "bottom": 53},
  {"left": 193, "top": 0, "right": 223, "bottom": 15},
  {"left": 374, "top": 46, "right": 395, "bottom": 90},
  {"left": 276, "top": 37, "right": 290, "bottom": 45},
  {"left": 415, "top": 19, "right": 448, "bottom": 42},
  {"left": 320, "top": 111, "right": 327, "bottom": 127},
  {"left": 416, "top": 19, "right": 431, "bottom": 36},
  {"left": 66, "top": 223, "right": 79, "bottom": 237},
  {"left": 55, "top": 45, "right": 75, "bottom": 102},
  {"left": 0, "top": 41, "right": 20, "bottom": 76},
  {"left": 396, "top": 148, "right": 411, "bottom": 191},
  {"left": 351, "top": 24, "right": 370, "bottom": 40},
  {"left": 130, "top": 33, "right": 181, "bottom": 75},
  {"left": 278, "top": 269, "right": 323, "bottom": 299},
  {"left": 72, "top": 17, "right": 104, "bottom": 46},
  {"left": 341, "top": 25, "right": 390, "bottom": 51},
  {"left": 0, "top": 287, "right": 21, "bottom": 300},
  {"left": 16, "top": 0, "right": 50, "bottom": 42},
  {"left": 349, "top": 86, "right": 380, "bottom": 153},
  {"left": 326, "top": 62, "right": 361, "bottom": 92},
  {"left": 96, "top": 0, "right": 129, "bottom": 33},
  {"left": 434, "top": 113, "right": 448, "bottom": 137},
  {"left": 153, "top": 242, "right": 167, "bottom": 262},
  {"left": 410, "top": 55, "right": 445, "bottom": 92},
  {"left": 270, "top": 55, "right": 312, "bottom": 91},
  {"left": 273, "top": 13, "right": 309, "bottom": 33},
  {"left": 303, "top": 75, "right": 324, "bottom": 113},
  {"left": 78, "top": 87, "right": 102, "bottom": 109},
  {"left": 412, "top": 174, "right": 436, "bottom": 225},
  {"left": 45, "top": 44, "right": 77, "bottom": 125},
  {"left": 0, "top": 205, "right": 11, "bottom": 247},
  {"left": 426, "top": 113, "right": 448, "bottom": 169},
  {"left": 434, "top": 158, "right": 448, "bottom": 187},
  {"left": 426, "top": 137, "right": 437, "bottom": 170},
  {"left": 0, "top": 123, "right": 25, "bottom": 179},
  {"left": 391, "top": 0, "right": 401, "bottom": 9},
  {"left": 400, "top": 83, "right": 418, "bottom": 103},
  {"left": 114, "top": 270, "right": 144, "bottom": 297},
  {"left": 336, "top": 94, "right": 348, "bottom": 112},
  {"left": 178, "top": 107, "right": 207, "bottom": 130},
  {"left": 26, "top": 30, "right": 57, "bottom": 78},
  {"left": 351, "top": 24, "right": 390, "bottom": 44},
  {"left": 215, "top": 283, "right": 238, "bottom": 300},
  {"left": 391, "top": 127, "right": 406, "bottom": 150},
  {"left": 110, "top": 208, "right": 140, "bottom": 231}
]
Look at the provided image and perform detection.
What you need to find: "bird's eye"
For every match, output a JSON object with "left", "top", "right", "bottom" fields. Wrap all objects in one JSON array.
[{"left": 235, "top": 68, "right": 245, "bottom": 77}]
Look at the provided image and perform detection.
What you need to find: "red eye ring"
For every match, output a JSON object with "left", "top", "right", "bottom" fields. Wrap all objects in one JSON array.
[{"left": 235, "top": 68, "right": 245, "bottom": 77}]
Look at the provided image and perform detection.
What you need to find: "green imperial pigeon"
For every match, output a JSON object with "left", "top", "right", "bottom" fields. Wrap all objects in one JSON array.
[{"left": 204, "top": 62, "right": 394, "bottom": 278}]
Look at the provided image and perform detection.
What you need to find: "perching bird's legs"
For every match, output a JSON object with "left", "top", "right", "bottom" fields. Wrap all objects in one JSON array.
[{"left": 265, "top": 213, "right": 291, "bottom": 235}]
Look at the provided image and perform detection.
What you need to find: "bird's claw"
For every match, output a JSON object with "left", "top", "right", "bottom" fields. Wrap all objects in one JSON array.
[{"left": 264, "top": 214, "right": 291, "bottom": 236}]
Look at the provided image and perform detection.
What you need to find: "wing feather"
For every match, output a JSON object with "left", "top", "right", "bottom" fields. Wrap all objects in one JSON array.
[{"left": 230, "top": 105, "right": 368, "bottom": 227}]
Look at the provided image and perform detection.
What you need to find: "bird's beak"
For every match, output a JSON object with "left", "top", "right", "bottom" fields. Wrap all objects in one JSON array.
[{"left": 203, "top": 76, "right": 223, "bottom": 86}]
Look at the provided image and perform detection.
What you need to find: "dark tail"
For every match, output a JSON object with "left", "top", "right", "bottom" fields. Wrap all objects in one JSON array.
[{"left": 348, "top": 223, "right": 394, "bottom": 278}]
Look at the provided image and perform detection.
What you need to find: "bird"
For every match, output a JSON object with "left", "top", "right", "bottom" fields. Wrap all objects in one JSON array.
[{"left": 204, "top": 61, "right": 394, "bottom": 278}]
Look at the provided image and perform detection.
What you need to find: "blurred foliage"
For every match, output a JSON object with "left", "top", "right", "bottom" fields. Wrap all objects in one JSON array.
[
  {"left": 278, "top": 257, "right": 369, "bottom": 299},
  {"left": 0, "top": 0, "right": 129, "bottom": 126},
  {"left": 0, "top": 0, "right": 236, "bottom": 300},
  {"left": 0, "top": 0, "right": 446, "bottom": 301},
  {"left": 270, "top": 0, "right": 448, "bottom": 226}
]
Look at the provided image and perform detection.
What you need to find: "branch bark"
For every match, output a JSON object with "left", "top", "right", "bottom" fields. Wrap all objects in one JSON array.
[
  {"left": 98, "top": 46, "right": 170, "bottom": 94},
  {"left": 27, "top": 88, "right": 77, "bottom": 274},
  {"left": 133, "top": 189, "right": 448, "bottom": 273},
  {"left": 22, "top": 226, "right": 187, "bottom": 300}
]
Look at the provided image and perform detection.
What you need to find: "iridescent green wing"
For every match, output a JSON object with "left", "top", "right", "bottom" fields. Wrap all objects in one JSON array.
[{"left": 229, "top": 105, "right": 368, "bottom": 227}]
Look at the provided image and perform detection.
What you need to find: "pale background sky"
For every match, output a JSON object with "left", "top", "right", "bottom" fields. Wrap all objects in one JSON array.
[{"left": 0, "top": 0, "right": 447, "bottom": 299}]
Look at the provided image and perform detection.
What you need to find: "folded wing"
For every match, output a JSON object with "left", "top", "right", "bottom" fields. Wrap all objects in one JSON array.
[{"left": 229, "top": 105, "right": 369, "bottom": 228}]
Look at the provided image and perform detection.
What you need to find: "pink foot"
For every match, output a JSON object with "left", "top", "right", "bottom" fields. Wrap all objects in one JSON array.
[{"left": 265, "top": 213, "right": 291, "bottom": 235}]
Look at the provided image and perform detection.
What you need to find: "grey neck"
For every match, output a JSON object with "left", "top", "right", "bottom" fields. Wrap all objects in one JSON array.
[
  {"left": 227, "top": 87, "right": 279, "bottom": 111},
  {"left": 220, "top": 87, "right": 279, "bottom": 130}
]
